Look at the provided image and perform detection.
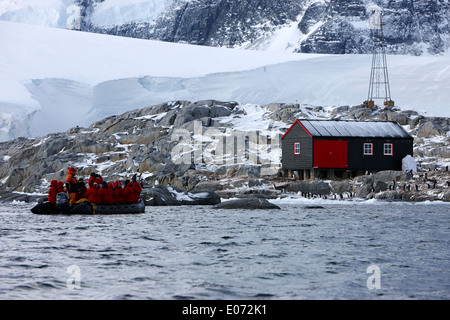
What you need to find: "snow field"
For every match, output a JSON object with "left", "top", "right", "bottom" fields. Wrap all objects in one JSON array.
[{"left": 0, "top": 20, "right": 449, "bottom": 142}]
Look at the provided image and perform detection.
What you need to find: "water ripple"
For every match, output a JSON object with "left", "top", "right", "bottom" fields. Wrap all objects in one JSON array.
[{"left": 0, "top": 202, "right": 449, "bottom": 299}]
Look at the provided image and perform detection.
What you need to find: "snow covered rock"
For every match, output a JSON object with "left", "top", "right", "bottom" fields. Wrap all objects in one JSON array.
[
  {"left": 416, "top": 118, "right": 450, "bottom": 137},
  {"left": 142, "top": 184, "right": 220, "bottom": 206}
]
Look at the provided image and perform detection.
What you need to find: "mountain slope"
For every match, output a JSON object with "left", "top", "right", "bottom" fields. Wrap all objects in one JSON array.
[
  {"left": 84, "top": 0, "right": 450, "bottom": 55},
  {"left": 1, "top": 0, "right": 449, "bottom": 55}
]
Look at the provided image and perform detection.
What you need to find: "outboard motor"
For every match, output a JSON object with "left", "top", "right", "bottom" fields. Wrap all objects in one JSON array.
[{"left": 56, "top": 192, "right": 69, "bottom": 206}]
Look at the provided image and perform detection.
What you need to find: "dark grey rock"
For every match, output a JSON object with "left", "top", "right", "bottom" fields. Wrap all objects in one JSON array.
[
  {"left": 172, "top": 101, "right": 232, "bottom": 128},
  {"left": 355, "top": 184, "right": 372, "bottom": 199},
  {"left": 143, "top": 185, "right": 181, "bottom": 206},
  {"left": 248, "top": 179, "right": 268, "bottom": 188},
  {"left": 286, "top": 181, "right": 331, "bottom": 195},
  {"left": 373, "top": 170, "right": 412, "bottom": 183},
  {"left": 330, "top": 181, "right": 351, "bottom": 194},
  {"left": 373, "top": 180, "right": 388, "bottom": 193},
  {"left": 213, "top": 198, "right": 280, "bottom": 210},
  {"left": 441, "top": 190, "right": 450, "bottom": 202},
  {"left": 184, "top": 191, "right": 221, "bottom": 205},
  {"left": 158, "top": 109, "right": 178, "bottom": 127},
  {"left": 187, "top": 175, "right": 202, "bottom": 190},
  {"left": 417, "top": 117, "right": 450, "bottom": 137},
  {"left": 0, "top": 190, "right": 45, "bottom": 203},
  {"left": 236, "top": 166, "right": 260, "bottom": 178},
  {"left": 193, "top": 181, "right": 226, "bottom": 192},
  {"left": 210, "top": 105, "right": 232, "bottom": 118},
  {"left": 142, "top": 185, "right": 221, "bottom": 206},
  {"left": 236, "top": 188, "right": 280, "bottom": 199}
]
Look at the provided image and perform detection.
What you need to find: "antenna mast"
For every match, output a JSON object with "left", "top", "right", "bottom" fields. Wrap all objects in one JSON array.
[{"left": 365, "top": 7, "right": 394, "bottom": 108}]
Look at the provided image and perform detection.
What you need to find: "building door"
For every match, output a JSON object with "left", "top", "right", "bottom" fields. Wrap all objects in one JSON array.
[{"left": 313, "top": 140, "right": 347, "bottom": 168}]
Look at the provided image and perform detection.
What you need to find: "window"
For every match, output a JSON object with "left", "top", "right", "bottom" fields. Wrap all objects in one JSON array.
[
  {"left": 294, "top": 142, "right": 300, "bottom": 155},
  {"left": 384, "top": 143, "right": 393, "bottom": 156},
  {"left": 363, "top": 143, "right": 373, "bottom": 155}
]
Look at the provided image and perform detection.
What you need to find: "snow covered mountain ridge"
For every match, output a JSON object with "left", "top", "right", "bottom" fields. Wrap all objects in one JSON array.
[{"left": 1, "top": 0, "right": 449, "bottom": 55}]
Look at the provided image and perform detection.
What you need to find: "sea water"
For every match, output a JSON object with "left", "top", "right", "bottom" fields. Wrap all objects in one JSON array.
[{"left": 0, "top": 198, "right": 449, "bottom": 300}]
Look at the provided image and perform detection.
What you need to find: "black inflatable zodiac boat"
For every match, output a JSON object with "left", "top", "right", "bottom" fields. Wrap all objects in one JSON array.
[{"left": 31, "top": 199, "right": 145, "bottom": 215}]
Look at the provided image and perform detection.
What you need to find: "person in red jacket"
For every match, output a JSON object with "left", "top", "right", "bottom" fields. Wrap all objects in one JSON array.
[
  {"left": 48, "top": 180, "right": 58, "bottom": 204},
  {"left": 57, "top": 181, "right": 66, "bottom": 193},
  {"left": 95, "top": 174, "right": 104, "bottom": 187},
  {"left": 86, "top": 182, "right": 101, "bottom": 204},
  {"left": 98, "top": 181, "right": 114, "bottom": 204},
  {"left": 88, "top": 173, "right": 103, "bottom": 188},
  {"left": 106, "top": 182, "right": 115, "bottom": 203},
  {"left": 132, "top": 181, "right": 142, "bottom": 202},
  {"left": 88, "top": 173, "right": 96, "bottom": 188},
  {"left": 98, "top": 182, "right": 107, "bottom": 204},
  {"left": 123, "top": 180, "right": 135, "bottom": 203},
  {"left": 113, "top": 180, "right": 124, "bottom": 203}
]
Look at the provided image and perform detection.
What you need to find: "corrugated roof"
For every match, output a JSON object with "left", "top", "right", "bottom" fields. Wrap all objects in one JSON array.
[{"left": 298, "top": 120, "right": 412, "bottom": 138}]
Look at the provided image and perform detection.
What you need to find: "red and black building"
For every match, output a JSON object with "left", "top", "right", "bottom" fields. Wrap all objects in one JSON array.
[{"left": 281, "top": 119, "right": 413, "bottom": 178}]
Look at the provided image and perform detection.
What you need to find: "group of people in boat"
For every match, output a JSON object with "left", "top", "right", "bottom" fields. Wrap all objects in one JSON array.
[{"left": 48, "top": 167, "right": 142, "bottom": 206}]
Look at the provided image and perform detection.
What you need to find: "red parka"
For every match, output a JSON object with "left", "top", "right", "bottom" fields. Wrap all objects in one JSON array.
[
  {"left": 113, "top": 181, "right": 124, "bottom": 203},
  {"left": 57, "top": 181, "right": 66, "bottom": 193},
  {"left": 86, "top": 183, "right": 101, "bottom": 204},
  {"left": 88, "top": 174, "right": 96, "bottom": 188},
  {"left": 97, "top": 182, "right": 113, "bottom": 204},
  {"left": 132, "top": 181, "right": 142, "bottom": 202},
  {"left": 106, "top": 183, "right": 115, "bottom": 203},
  {"left": 48, "top": 180, "right": 58, "bottom": 204},
  {"left": 88, "top": 174, "right": 103, "bottom": 188},
  {"left": 95, "top": 176, "right": 104, "bottom": 186},
  {"left": 124, "top": 182, "right": 135, "bottom": 203}
]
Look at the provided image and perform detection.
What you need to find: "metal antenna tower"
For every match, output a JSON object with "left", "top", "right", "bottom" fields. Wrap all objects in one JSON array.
[{"left": 365, "top": 8, "right": 394, "bottom": 108}]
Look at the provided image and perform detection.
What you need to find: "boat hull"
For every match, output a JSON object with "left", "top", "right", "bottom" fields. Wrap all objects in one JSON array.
[
  {"left": 31, "top": 199, "right": 145, "bottom": 215},
  {"left": 96, "top": 200, "right": 145, "bottom": 214}
]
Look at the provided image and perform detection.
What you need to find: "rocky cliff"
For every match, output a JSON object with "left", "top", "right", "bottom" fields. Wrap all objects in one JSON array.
[
  {"left": 78, "top": 0, "right": 450, "bottom": 55},
  {"left": 1, "top": 0, "right": 448, "bottom": 54},
  {"left": 0, "top": 100, "right": 448, "bottom": 202}
]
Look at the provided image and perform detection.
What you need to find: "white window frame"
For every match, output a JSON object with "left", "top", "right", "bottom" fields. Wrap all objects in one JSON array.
[
  {"left": 384, "top": 143, "right": 393, "bottom": 156},
  {"left": 294, "top": 142, "right": 300, "bottom": 155},
  {"left": 363, "top": 143, "right": 373, "bottom": 156}
]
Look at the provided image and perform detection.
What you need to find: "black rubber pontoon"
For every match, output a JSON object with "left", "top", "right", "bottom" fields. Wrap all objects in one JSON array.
[{"left": 31, "top": 199, "right": 145, "bottom": 215}]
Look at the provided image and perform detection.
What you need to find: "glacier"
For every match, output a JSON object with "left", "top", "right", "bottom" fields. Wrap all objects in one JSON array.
[
  {"left": 0, "top": 20, "right": 449, "bottom": 142},
  {"left": 0, "top": 0, "right": 75, "bottom": 28},
  {"left": 90, "top": 0, "right": 173, "bottom": 27},
  {"left": 0, "top": 0, "right": 176, "bottom": 29}
]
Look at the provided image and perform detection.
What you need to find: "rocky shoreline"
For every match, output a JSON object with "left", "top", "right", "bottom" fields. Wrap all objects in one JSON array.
[
  {"left": 0, "top": 100, "right": 449, "bottom": 205},
  {"left": 0, "top": 168, "right": 449, "bottom": 206}
]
